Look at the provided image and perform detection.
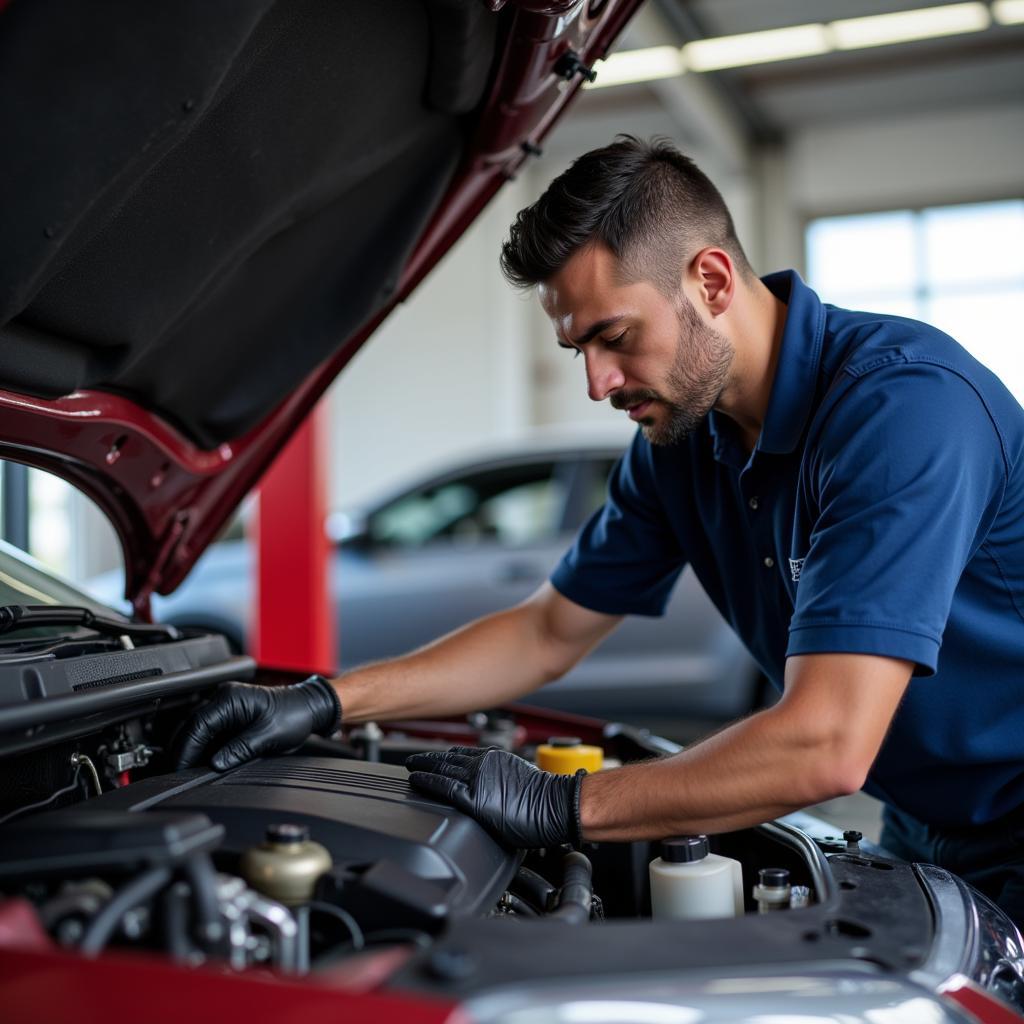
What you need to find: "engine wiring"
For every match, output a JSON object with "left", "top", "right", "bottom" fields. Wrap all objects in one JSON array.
[
  {"left": 309, "top": 900, "right": 365, "bottom": 950},
  {"left": 0, "top": 763, "right": 83, "bottom": 826},
  {"left": 70, "top": 753, "right": 103, "bottom": 796}
]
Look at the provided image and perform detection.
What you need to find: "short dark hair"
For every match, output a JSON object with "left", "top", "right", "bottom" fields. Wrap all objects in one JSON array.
[{"left": 500, "top": 135, "right": 751, "bottom": 295}]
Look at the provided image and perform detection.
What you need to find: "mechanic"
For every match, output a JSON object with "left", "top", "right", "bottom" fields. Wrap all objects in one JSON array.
[{"left": 177, "top": 136, "right": 1024, "bottom": 926}]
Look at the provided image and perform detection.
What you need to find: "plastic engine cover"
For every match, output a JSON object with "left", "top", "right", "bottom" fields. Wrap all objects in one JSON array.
[{"left": 89, "top": 756, "right": 518, "bottom": 918}]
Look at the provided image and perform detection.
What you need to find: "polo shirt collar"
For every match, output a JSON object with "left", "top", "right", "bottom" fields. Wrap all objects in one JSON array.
[
  {"left": 736, "top": 269, "right": 827, "bottom": 457},
  {"left": 705, "top": 270, "right": 825, "bottom": 464},
  {"left": 756, "top": 270, "right": 826, "bottom": 454}
]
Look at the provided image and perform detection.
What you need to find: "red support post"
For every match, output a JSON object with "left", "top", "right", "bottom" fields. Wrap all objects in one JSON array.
[{"left": 252, "top": 403, "right": 336, "bottom": 676}]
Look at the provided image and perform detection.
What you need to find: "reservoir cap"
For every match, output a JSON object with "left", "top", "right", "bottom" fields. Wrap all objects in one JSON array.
[
  {"left": 660, "top": 835, "right": 709, "bottom": 863},
  {"left": 537, "top": 739, "right": 603, "bottom": 775},
  {"left": 267, "top": 823, "right": 308, "bottom": 845},
  {"left": 758, "top": 867, "right": 790, "bottom": 888}
]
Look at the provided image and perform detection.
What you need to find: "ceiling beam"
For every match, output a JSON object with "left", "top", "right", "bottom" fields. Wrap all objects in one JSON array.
[
  {"left": 618, "top": 3, "right": 755, "bottom": 173},
  {"left": 652, "top": 0, "right": 783, "bottom": 145}
]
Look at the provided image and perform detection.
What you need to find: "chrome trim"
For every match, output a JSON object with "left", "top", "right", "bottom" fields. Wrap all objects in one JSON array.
[
  {"left": 462, "top": 964, "right": 966, "bottom": 1024},
  {"left": 911, "top": 862, "right": 1024, "bottom": 1013},
  {"left": 910, "top": 863, "right": 978, "bottom": 989}
]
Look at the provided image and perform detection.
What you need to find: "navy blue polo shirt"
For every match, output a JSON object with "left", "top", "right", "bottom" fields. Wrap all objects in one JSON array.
[{"left": 551, "top": 270, "right": 1024, "bottom": 828}]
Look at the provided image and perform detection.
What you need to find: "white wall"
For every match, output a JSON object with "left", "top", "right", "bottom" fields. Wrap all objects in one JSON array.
[
  {"left": 326, "top": 98, "right": 1024, "bottom": 509},
  {"left": 775, "top": 103, "right": 1024, "bottom": 270},
  {"left": 327, "top": 179, "right": 537, "bottom": 509}
]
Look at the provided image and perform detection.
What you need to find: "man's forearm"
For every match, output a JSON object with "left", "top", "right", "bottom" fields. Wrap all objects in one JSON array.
[
  {"left": 332, "top": 603, "right": 564, "bottom": 723},
  {"left": 579, "top": 653, "right": 912, "bottom": 842},
  {"left": 333, "top": 585, "right": 620, "bottom": 725},
  {"left": 579, "top": 704, "right": 855, "bottom": 841}
]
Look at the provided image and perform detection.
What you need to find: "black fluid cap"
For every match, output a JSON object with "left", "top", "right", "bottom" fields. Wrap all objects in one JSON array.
[
  {"left": 844, "top": 830, "right": 863, "bottom": 844},
  {"left": 547, "top": 737, "right": 582, "bottom": 748},
  {"left": 267, "top": 823, "right": 308, "bottom": 844},
  {"left": 758, "top": 867, "right": 790, "bottom": 888},
  {"left": 660, "top": 835, "right": 709, "bottom": 863}
]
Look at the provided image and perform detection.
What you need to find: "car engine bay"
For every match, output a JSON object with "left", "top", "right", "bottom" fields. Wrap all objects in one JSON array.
[{"left": 1, "top": 619, "right": 1021, "bottom": 1013}]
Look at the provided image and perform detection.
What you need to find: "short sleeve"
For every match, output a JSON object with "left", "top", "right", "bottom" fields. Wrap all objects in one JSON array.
[
  {"left": 550, "top": 433, "right": 687, "bottom": 616},
  {"left": 787, "top": 361, "right": 1008, "bottom": 674}
]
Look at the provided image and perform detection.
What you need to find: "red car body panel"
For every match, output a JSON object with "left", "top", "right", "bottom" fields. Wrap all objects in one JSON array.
[
  {"left": 0, "top": 944, "right": 464, "bottom": 1024},
  {"left": 0, "top": 0, "right": 643, "bottom": 617}
]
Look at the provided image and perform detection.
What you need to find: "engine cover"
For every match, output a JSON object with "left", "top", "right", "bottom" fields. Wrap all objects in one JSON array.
[{"left": 91, "top": 756, "right": 518, "bottom": 918}]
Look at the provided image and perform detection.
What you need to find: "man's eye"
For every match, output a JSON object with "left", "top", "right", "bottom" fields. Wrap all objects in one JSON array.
[
  {"left": 572, "top": 348, "right": 582, "bottom": 359},
  {"left": 604, "top": 332, "right": 627, "bottom": 349}
]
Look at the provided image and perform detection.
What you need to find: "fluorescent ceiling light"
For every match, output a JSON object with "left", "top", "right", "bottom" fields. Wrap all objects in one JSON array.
[
  {"left": 683, "top": 24, "right": 830, "bottom": 71},
  {"left": 992, "top": 0, "right": 1024, "bottom": 24},
  {"left": 830, "top": 3, "right": 990, "bottom": 50},
  {"left": 587, "top": 46, "right": 685, "bottom": 89},
  {"left": 584, "top": 2, "right": 1008, "bottom": 90}
]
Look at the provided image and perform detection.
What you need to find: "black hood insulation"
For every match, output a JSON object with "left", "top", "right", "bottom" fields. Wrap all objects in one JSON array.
[{"left": 0, "top": 0, "right": 497, "bottom": 446}]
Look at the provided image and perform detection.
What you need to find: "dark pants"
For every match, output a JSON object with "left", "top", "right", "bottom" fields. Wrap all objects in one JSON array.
[{"left": 880, "top": 804, "right": 1024, "bottom": 930}]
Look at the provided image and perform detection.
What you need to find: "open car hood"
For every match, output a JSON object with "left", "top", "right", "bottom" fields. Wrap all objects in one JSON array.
[{"left": 0, "top": 0, "right": 641, "bottom": 614}]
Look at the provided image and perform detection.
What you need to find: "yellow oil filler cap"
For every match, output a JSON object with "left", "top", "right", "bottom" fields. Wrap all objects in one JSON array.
[{"left": 536, "top": 736, "right": 603, "bottom": 775}]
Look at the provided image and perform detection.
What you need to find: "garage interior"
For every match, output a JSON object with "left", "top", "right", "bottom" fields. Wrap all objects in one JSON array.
[
  {"left": 2, "top": 0, "right": 1023, "bottom": 850},
  {"left": 4, "top": 2, "right": 1024, "bottom": 1013}
]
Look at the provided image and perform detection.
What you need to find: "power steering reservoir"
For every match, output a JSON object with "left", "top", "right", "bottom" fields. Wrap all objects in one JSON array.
[{"left": 240, "top": 823, "right": 332, "bottom": 906}]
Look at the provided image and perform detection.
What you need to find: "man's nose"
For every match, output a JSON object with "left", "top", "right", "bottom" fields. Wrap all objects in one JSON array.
[{"left": 585, "top": 351, "right": 626, "bottom": 402}]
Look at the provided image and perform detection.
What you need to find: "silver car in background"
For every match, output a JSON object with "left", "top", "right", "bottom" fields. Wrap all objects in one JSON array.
[{"left": 91, "top": 436, "right": 761, "bottom": 724}]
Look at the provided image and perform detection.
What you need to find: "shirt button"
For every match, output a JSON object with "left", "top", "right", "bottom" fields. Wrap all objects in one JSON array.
[
  {"left": 749, "top": 497, "right": 760, "bottom": 510},
  {"left": 763, "top": 556, "right": 775, "bottom": 568}
]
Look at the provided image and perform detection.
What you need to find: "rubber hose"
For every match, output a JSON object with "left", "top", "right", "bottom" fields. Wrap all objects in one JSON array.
[
  {"left": 502, "top": 892, "right": 539, "bottom": 917},
  {"left": 309, "top": 900, "right": 365, "bottom": 949},
  {"left": 548, "top": 851, "right": 593, "bottom": 925},
  {"left": 510, "top": 865, "right": 556, "bottom": 914},
  {"left": 184, "top": 855, "right": 223, "bottom": 948},
  {"left": 80, "top": 866, "right": 172, "bottom": 956},
  {"left": 163, "top": 881, "right": 197, "bottom": 962}
]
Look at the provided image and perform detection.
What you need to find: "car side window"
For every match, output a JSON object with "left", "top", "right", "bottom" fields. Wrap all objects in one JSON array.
[
  {"left": 369, "top": 483, "right": 478, "bottom": 548},
  {"left": 580, "top": 458, "right": 618, "bottom": 519},
  {"left": 367, "top": 463, "right": 567, "bottom": 549},
  {"left": 472, "top": 478, "right": 563, "bottom": 545}
]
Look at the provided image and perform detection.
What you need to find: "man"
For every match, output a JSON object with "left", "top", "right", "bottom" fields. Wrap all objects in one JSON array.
[{"left": 178, "top": 137, "right": 1024, "bottom": 925}]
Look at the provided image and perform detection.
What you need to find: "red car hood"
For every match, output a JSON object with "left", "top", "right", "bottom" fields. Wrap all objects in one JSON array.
[{"left": 0, "top": 0, "right": 640, "bottom": 614}]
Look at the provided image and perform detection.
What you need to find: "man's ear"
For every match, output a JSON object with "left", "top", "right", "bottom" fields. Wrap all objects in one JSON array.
[{"left": 687, "top": 247, "right": 735, "bottom": 317}]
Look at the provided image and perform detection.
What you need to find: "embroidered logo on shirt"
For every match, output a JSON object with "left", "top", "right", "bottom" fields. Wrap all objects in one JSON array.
[{"left": 788, "top": 557, "right": 805, "bottom": 583}]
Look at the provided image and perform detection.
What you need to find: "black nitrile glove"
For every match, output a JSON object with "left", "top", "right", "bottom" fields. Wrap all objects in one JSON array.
[
  {"left": 175, "top": 675, "right": 342, "bottom": 771},
  {"left": 405, "top": 745, "right": 584, "bottom": 849}
]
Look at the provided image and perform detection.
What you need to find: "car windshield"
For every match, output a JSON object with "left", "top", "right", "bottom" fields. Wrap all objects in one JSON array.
[{"left": 0, "top": 539, "right": 127, "bottom": 639}]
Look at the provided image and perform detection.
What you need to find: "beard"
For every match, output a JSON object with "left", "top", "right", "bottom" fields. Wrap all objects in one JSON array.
[{"left": 610, "top": 296, "right": 733, "bottom": 446}]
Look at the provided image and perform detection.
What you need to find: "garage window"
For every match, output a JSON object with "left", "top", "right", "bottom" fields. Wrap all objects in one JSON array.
[{"left": 807, "top": 199, "right": 1024, "bottom": 401}]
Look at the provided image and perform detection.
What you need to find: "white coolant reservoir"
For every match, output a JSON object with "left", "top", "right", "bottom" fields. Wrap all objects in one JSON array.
[{"left": 649, "top": 835, "right": 744, "bottom": 921}]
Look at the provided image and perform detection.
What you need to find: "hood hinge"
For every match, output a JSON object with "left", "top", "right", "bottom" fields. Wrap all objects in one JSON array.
[{"left": 131, "top": 511, "right": 189, "bottom": 621}]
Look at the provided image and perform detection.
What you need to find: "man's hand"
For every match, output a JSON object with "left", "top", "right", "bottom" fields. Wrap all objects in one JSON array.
[
  {"left": 175, "top": 676, "right": 342, "bottom": 771},
  {"left": 406, "top": 746, "right": 584, "bottom": 849}
]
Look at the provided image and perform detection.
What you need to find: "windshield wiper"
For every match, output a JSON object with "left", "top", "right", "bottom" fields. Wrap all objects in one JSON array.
[{"left": 0, "top": 605, "right": 181, "bottom": 642}]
